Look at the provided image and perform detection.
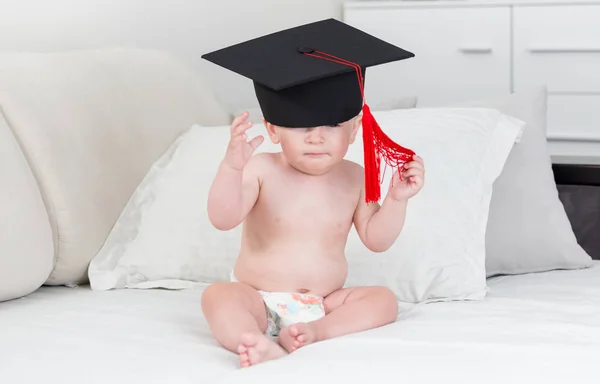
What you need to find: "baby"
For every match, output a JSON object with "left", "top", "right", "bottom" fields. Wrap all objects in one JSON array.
[
  {"left": 202, "top": 112, "right": 424, "bottom": 367},
  {"left": 200, "top": 18, "right": 422, "bottom": 368}
]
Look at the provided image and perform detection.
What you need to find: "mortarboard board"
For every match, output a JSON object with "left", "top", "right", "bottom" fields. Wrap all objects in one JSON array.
[{"left": 202, "top": 18, "right": 417, "bottom": 203}]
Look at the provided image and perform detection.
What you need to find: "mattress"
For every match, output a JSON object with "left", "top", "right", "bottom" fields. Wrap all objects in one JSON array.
[{"left": 2, "top": 262, "right": 600, "bottom": 384}]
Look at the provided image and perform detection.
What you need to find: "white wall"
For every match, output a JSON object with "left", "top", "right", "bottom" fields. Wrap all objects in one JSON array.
[{"left": 0, "top": 0, "right": 347, "bottom": 113}]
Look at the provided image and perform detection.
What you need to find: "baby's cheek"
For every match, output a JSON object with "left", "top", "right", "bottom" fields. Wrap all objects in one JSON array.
[
  {"left": 281, "top": 138, "right": 302, "bottom": 155},
  {"left": 333, "top": 137, "right": 352, "bottom": 155}
]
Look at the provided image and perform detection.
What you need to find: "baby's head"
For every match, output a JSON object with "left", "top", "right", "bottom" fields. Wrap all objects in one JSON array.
[{"left": 263, "top": 114, "right": 362, "bottom": 175}]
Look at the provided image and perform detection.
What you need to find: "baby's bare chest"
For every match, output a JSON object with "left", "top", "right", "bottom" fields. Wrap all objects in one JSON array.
[{"left": 255, "top": 173, "right": 359, "bottom": 233}]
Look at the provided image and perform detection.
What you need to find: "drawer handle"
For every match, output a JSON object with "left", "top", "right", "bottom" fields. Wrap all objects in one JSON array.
[
  {"left": 547, "top": 133, "right": 600, "bottom": 143},
  {"left": 528, "top": 47, "right": 600, "bottom": 54},
  {"left": 458, "top": 47, "right": 493, "bottom": 54}
]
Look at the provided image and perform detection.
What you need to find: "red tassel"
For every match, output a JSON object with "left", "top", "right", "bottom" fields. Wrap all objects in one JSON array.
[{"left": 362, "top": 104, "right": 415, "bottom": 203}]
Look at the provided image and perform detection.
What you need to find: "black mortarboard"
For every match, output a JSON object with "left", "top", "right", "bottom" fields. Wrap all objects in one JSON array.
[
  {"left": 202, "top": 18, "right": 417, "bottom": 203},
  {"left": 201, "top": 18, "right": 414, "bottom": 128}
]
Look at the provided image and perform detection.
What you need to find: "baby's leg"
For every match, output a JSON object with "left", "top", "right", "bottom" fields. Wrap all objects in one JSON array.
[
  {"left": 278, "top": 286, "right": 398, "bottom": 352},
  {"left": 201, "top": 282, "right": 286, "bottom": 367}
]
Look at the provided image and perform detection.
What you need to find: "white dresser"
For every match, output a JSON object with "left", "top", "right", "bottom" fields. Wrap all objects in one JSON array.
[{"left": 343, "top": 0, "right": 600, "bottom": 159}]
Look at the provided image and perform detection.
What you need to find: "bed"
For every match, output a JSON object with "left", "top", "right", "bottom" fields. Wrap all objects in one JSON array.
[{"left": 1, "top": 260, "right": 599, "bottom": 384}]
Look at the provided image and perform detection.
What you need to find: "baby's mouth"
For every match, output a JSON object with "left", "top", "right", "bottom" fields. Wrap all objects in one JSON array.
[{"left": 304, "top": 152, "right": 327, "bottom": 156}]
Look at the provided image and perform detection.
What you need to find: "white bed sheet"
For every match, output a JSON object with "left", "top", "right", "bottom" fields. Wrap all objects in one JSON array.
[{"left": 1, "top": 262, "right": 600, "bottom": 384}]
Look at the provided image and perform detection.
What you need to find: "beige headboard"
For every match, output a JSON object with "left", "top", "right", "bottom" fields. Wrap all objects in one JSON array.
[{"left": 0, "top": 48, "right": 230, "bottom": 300}]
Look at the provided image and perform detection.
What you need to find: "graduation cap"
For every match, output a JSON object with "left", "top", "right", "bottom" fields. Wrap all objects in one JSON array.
[{"left": 202, "top": 18, "right": 416, "bottom": 203}]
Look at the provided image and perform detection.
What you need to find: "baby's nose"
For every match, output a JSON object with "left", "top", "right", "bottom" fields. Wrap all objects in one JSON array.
[{"left": 306, "top": 127, "right": 325, "bottom": 143}]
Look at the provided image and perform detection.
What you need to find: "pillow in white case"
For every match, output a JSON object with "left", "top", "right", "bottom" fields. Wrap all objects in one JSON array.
[
  {"left": 88, "top": 125, "right": 251, "bottom": 290},
  {"left": 89, "top": 108, "right": 523, "bottom": 303},
  {"left": 450, "top": 87, "right": 593, "bottom": 277},
  {"left": 342, "top": 108, "right": 524, "bottom": 302}
]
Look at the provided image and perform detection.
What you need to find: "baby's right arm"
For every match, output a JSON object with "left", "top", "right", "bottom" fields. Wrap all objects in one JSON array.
[{"left": 207, "top": 112, "right": 264, "bottom": 230}]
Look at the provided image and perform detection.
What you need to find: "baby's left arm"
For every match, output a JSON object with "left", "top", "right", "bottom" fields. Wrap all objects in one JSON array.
[{"left": 353, "top": 155, "right": 424, "bottom": 253}]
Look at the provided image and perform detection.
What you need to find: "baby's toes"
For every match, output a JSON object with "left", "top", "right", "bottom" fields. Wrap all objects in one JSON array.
[
  {"left": 296, "top": 334, "right": 307, "bottom": 343},
  {"left": 293, "top": 323, "right": 317, "bottom": 347},
  {"left": 238, "top": 347, "right": 250, "bottom": 367},
  {"left": 278, "top": 325, "right": 299, "bottom": 353},
  {"left": 246, "top": 346, "right": 261, "bottom": 365},
  {"left": 288, "top": 324, "right": 300, "bottom": 338}
]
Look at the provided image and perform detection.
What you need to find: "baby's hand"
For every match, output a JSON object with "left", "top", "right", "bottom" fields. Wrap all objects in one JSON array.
[
  {"left": 223, "top": 112, "right": 264, "bottom": 171},
  {"left": 389, "top": 155, "right": 425, "bottom": 202}
]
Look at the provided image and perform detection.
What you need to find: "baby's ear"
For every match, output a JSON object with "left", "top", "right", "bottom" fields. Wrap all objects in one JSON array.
[
  {"left": 349, "top": 115, "right": 362, "bottom": 143},
  {"left": 263, "top": 120, "right": 280, "bottom": 144},
  {"left": 355, "top": 114, "right": 363, "bottom": 128}
]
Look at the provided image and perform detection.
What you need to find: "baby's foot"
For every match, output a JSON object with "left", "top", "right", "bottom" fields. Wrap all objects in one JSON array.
[
  {"left": 237, "top": 332, "right": 286, "bottom": 368},
  {"left": 278, "top": 322, "right": 318, "bottom": 353}
]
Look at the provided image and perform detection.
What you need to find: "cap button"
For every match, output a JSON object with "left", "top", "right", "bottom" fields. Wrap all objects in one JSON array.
[{"left": 297, "top": 46, "right": 314, "bottom": 54}]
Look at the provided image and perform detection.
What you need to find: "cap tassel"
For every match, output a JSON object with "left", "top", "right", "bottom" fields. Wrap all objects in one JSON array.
[
  {"left": 362, "top": 103, "right": 415, "bottom": 203},
  {"left": 302, "top": 49, "right": 416, "bottom": 203}
]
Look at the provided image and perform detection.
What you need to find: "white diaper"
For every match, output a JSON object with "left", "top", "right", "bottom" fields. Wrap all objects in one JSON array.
[{"left": 230, "top": 272, "right": 325, "bottom": 337}]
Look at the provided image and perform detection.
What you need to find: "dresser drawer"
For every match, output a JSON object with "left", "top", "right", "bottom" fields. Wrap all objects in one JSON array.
[
  {"left": 514, "top": 5, "right": 600, "bottom": 93},
  {"left": 344, "top": 6, "right": 511, "bottom": 106},
  {"left": 547, "top": 95, "right": 600, "bottom": 139}
]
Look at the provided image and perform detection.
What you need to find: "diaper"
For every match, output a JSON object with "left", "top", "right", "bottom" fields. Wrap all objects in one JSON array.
[{"left": 230, "top": 272, "right": 325, "bottom": 337}]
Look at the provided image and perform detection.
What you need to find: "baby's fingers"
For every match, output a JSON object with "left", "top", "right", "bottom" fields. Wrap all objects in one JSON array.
[
  {"left": 231, "top": 112, "right": 249, "bottom": 132},
  {"left": 404, "top": 160, "right": 424, "bottom": 172},
  {"left": 409, "top": 175, "right": 424, "bottom": 189},
  {"left": 232, "top": 121, "right": 254, "bottom": 139},
  {"left": 407, "top": 155, "right": 424, "bottom": 168},
  {"left": 401, "top": 167, "right": 424, "bottom": 179},
  {"left": 248, "top": 135, "right": 264, "bottom": 151}
]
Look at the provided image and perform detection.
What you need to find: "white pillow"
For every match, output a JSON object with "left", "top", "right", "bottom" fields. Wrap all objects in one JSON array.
[
  {"left": 450, "top": 88, "right": 593, "bottom": 277},
  {"left": 89, "top": 108, "right": 523, "bottom": 303},
  {"left": 343, "top": 108, "right": 523, "bottom": 302}
]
